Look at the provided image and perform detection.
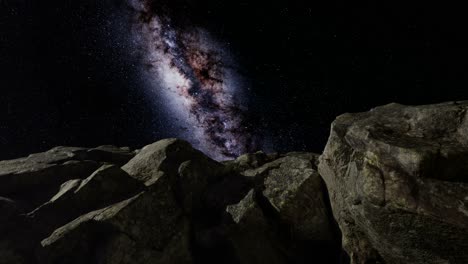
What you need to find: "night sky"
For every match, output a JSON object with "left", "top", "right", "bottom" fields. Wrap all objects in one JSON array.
[{"left": 1, "top": 0, "right": 467, "bottom": 160}]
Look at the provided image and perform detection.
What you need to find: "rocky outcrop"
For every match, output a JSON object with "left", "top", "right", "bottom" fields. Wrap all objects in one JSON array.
[
  {"left": 0, "top": 145, "right": 136, "bottom": 209},
  {"left": 38, "top": 139, "right": 220, "bottom": 264},
  {"left": 0, "top": 138, "right": 337, "bottom": 264},
  {"left": 319, "top": 101, "right": 468, "bottom": 263},
  {"left": 1, "top": 101, "right": 468, "bottom": 264},
  {"left": 0, "top": 145, "right": 137, "bottom": 264},
  {"left": 224, "top": 153, "right": 340, "bottom": 264},
  {"left": 27, "top": 164, "right": 145, "bottom": 236}
]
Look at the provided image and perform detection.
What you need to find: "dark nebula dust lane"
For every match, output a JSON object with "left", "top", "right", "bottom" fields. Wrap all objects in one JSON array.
[{"left": 127, "top": 0, "right": 260, "bottom": 160}]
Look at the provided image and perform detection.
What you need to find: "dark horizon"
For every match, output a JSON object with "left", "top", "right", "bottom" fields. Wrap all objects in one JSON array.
[{"left": 1, "top": 0, "right": 467, "bottom": 160}]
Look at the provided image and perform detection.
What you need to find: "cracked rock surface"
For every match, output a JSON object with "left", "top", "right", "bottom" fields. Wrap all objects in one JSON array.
[{"left": 319, "top": 101, "right": 468, "bottom": 264}]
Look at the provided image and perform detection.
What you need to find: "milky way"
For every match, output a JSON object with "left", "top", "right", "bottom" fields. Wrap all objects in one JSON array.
[{"left": 128, "top": 0, "right": 259, "bottom": 160}]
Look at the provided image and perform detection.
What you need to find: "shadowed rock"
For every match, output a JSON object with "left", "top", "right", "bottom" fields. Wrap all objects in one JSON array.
[
  {"left": 0, "top": 145, "right": 136, "bottom": 208},
  {"left": 37, "top": 139, "right": 224, "bottom": 264},
  {"left": 226, "top": 190, "right": 288, "bottom": 264},
  {"left": 319, "top": 101, "right": 468, "bottom": 264},
  {"left": 2, "top": 101, "right": 466, "bottom": 264},
  {"left": 27, "top": 164, "right": 145, "bottom": 236},
  {"left": 85, "top": 145, "right": 136, "bottom": 165},
  {"left": 122, "top": 138, "right": 222, "bottom": 186},
  {"left": 223, "top": 153, "right": 339, "bottom": 264},
  {"left": 261, "top": 155, "right": 332, "bottom": 241},
  {"left": 38, "top": 189, "right": 189, "bottom": 264}
]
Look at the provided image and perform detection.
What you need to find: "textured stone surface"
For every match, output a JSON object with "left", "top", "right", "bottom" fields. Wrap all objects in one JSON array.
[
  {"left": 261, "top": 155, "right": 332, "bottom": 241},
  {"left": 122, "top": 138, "right": 218, "bottom": 185},
  {"left": 85, "top": 145, "right": 136, "bottom": 165},
  {"left": 0, "top": 197, "right": 23, "bottom": 225},
  {"left": 0, "top": 145, "right": 135, "bottom": 208},
  {"left": 226, "top": 190, "right": 288, "bottom": 264},
  {"left": 0, "top": 137, "right": 339, "bottom": 264},
  {"left": 223, "top": 151, "right": 277, "bottom": 172},
  {"left": 223, "top": 153, "right": 339, "bottom": 264},
  {"left": 3, "top": 101, "right": 466, "bottom": 264},
  {"left": 36, "top": 138, "right": 224, "bottom": 264},
  {"left": 39, "top": 189, "right": 189, "bottom": 264},
  {"left": 319, "top": 101, "right": 468, "bottom": 263},
  {"left": 27, "top": 164, "right": 144, "bottom": 235}
]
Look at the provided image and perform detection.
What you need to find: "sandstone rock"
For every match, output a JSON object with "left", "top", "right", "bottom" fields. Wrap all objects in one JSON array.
[{"left": 319, "top": 101, "right": 468, "bottom": 263}]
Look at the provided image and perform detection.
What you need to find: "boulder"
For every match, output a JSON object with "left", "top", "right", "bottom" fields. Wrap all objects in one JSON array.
[{"left": 319, "top": 101, "right": 468, "bottom": 263}]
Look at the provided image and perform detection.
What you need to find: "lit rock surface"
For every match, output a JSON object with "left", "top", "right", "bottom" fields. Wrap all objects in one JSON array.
[{"left": 319, "top": 101, "right": 468, "bottom": 263}]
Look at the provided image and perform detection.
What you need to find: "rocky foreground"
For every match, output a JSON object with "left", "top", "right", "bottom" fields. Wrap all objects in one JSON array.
[{"left": 1, "top": 101, "right": 468, "bottom": 264}]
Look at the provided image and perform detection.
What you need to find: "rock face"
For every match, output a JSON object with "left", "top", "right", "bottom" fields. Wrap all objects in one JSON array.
[
  {"left": 0, "top": 138, "right": 337, "bottom": 264},
  {"left": 0, "top": 145, "right": 137, "bottom": 264},
  {"left": 1, "top": 101, "right": 468, "bottom": 264},
  {"left": 27, "top": 164, "right": 145, "bottom": 236},
  {"left": 0, "top": 145, "right": 136, "bottom": 209},
  {"left": 319, "top": 101, "right": 468, "bottom": 263},
  {"left": 225, "top": 154, "right": 338, "bottom": 264}
]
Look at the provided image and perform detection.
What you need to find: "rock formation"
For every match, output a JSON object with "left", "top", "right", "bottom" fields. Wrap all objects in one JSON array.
[
  {"left": 0, "top": 139, "right": 338, "bottom": 264},
  {"left": 1, "top": 101, "right": 467, "bottom": 263},
  {"left": 319, "top": 101, "right": 468, "bottom": 263}
]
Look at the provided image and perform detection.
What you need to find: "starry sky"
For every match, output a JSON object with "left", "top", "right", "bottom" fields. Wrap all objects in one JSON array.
[{"left": 1, "top": 0, "right": 467, "bottom": 160}]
